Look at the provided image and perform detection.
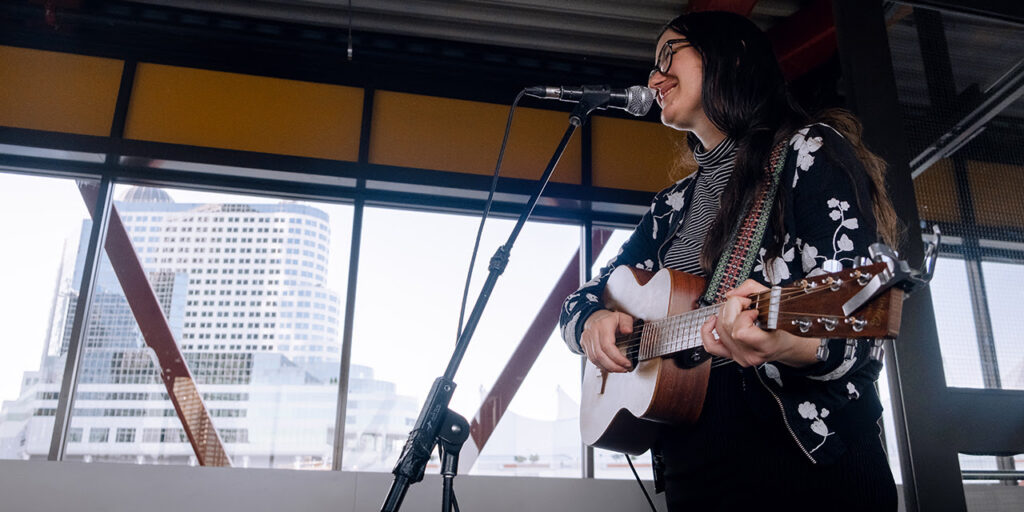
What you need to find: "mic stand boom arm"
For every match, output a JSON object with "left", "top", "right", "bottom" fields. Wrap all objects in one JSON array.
[{"left": 379, "top": 92, "right": 608, "bottom": 512}]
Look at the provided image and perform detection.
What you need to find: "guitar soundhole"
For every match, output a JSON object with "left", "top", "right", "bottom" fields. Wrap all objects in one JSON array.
[
  {"left": 626, "top": 345, "right": 639, "bottom": 370},
  {"left": 620, "top": 319, "right": 643, "bottom": 372}
]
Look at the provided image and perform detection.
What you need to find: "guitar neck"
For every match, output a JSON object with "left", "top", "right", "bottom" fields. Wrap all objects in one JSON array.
[
  {"left": 616, "top": 265, "right": 904, "bottom": 362},
  {"left": 629, "top": 306, "right": 718, "bottom": 360}
]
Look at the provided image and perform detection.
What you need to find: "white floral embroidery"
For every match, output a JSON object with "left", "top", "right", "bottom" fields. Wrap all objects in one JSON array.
[
  {"left": 754, "top": 235, "right": 795, "bottom": 285},
  {"left": 585, "top": 293, "right": 599, "bottom": 303},
  {"left": 798, "top": 401, "right": 817, "bottom": 420},
  {"left": 847, "top": 381, "right": 861, "bottom": 400},
  {"left": 797, "top": 401, "right": 834, "bottom": 453},
  {"left": 763, "top": 363, "right": 783, "bottom": 387},
  {"left": 807, "top": 356, "right": 857, "bottom": 381},
  {"left": 799, "top": 197, "right": 862, "bottom": 275},
  {"left": 789, "top": 127, "right": 824, "bottom": 187},
  {"left": 562, "top": 310, "right": 582, "bottom": 349},
  {"left": 665, "top": 191, "right": 687, "bottom": 211},
  {"left": 634, "top": 259, "right": 654, "bottom": 271}
]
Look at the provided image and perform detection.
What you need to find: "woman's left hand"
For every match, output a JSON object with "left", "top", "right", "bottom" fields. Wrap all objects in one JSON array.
[{"left": 700, "top": 279, "right": 819, "bottom": 368}]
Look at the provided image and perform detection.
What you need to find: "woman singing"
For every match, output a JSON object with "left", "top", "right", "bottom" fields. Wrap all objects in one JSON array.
[{"left": 560, "top": 11, "right": 902, "bottom": 511}]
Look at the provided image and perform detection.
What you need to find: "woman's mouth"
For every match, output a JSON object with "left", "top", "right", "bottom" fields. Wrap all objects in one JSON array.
[{"left": 657, "top": 84, "right": 676, "bottom": 106}]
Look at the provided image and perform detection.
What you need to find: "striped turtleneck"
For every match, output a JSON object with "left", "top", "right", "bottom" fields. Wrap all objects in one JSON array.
[{"left": 662, "top": 137, "right": 738, "bottom": 276}]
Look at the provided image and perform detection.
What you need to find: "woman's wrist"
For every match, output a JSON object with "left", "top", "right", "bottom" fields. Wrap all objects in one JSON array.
[{"left": 773, "top": 332, "right": 821, "bottom": 368}]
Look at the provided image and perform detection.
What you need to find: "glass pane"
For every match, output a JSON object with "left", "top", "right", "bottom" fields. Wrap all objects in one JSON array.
[
  {"left": 930, "top": 256, "right": 986, "bottom": 388},
  {"left": 64, "top": 185, "right": 351, "bottom": 469},
  {"left": 345, "top": 207, "right": 580, "bottom": 476},
  {"left": 587, "top": 228, "right": 654, "bottom": 480},
  {"left": 0, "top": 173, "right": 95, "bottom": 460},
  {"left": 980, "top": 261, "right": 1024, "bottom": 390}
]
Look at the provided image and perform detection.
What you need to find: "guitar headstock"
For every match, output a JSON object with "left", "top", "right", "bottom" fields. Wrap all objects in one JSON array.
[{"left": 755, "top": 262, "right": 903, "bottom": 338}]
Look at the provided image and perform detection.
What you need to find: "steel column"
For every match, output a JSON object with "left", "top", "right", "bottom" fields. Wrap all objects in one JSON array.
[
  {"left": 331, "top": 86, "right": 375, "bottom": 471},
  {"left": 832, "top": 1, "right": 949, "bottom": 510},
  {"left": 47, "top": 177, "right": 114, "bottom": 461}
]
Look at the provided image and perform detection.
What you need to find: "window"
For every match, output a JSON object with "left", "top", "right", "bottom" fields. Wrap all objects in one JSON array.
[
  {"left": 115, "top": 428, "right": 135, "bottom": 443},
  {"left": 89, "top": 428, "right": 109, "bottom": 443},
  {"left": 348, "top": 208, "right": 581, "bottom": 477},
  {"left": 0, "top": 174, "right": 96, "bottom": 461}
]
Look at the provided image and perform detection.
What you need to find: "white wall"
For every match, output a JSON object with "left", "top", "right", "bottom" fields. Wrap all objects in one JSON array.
[
  {"left": 2, "top": 460, "right": 1022, "bottom": 512},
  {"left": 0, "top": 460, "right": 665, "bottom": 512}
]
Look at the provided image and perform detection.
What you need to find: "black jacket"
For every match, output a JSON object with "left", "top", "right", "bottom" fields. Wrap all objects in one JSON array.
[{"left": 560, "top": 124, "right": 888, "bottom": 464}]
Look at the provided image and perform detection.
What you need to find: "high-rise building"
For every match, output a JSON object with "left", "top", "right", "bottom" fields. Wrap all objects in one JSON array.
[{"left": 0, "top": 187, "right": 418, "bottom": 469}]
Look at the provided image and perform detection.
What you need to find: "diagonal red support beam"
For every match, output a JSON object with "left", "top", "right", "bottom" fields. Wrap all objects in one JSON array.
[
  {"left": 464, "top": 229, "right": 613, "bottom": 468},
  {"left": 688, "top": 0, "right": 761, "bottom": 16},
  {"left": 768, "top": 0, "right": 837, "bottom": 81},
  {"left": 78, "top": 182, "right": 231, "bottom": 467},
  {"left": 688, "top": 0, "right": 839, "bottom": 82}
]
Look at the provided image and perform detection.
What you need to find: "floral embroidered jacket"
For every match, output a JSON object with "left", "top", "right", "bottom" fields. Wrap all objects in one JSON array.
[{"left": 560, "top": 124, "right": 887, "bottom": 464}]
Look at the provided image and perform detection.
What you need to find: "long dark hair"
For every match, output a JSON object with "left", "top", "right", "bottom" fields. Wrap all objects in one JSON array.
[{"left": 660, "top": 11, "right": 902, "bottom": 272}]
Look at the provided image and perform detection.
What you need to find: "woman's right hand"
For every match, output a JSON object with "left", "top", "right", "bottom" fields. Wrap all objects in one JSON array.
[{"left": 580, "top": 309, "right": 635, "bottom": 373}]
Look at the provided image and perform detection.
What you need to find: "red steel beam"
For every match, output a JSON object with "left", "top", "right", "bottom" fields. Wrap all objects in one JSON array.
[
  {"left": 78, "top": 181, "right": 231, "bottom": 467},
  {"left": 467, "top": 229, "right": 613, "bottom": 459},
  {"left": 688, "top": 0, "right": 761, "bottom": 16},
  {"left": 768, "top": 0, "right": 837, "bottom": 81},
  {"left": 688, "top": 0, "right": 838, "bottom": 82}
]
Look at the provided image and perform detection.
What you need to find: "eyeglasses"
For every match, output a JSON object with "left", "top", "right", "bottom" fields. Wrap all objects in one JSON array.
[{"left": 649, "top": 38, "right": 691, "bottom": 80}]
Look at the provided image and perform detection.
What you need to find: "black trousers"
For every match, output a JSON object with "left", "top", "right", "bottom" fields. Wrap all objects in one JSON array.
[{"left": 658, "top": 365, "right": 897, "bottom": 512}]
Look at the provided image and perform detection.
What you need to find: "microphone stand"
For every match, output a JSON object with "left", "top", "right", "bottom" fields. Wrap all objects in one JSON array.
[{"left": 379, "top": 90, "right": 612, "bottom": 512}]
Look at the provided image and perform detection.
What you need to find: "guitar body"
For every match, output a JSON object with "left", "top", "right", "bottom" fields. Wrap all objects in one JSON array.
[
  {"left": 580, "top": 266, "right": 711, "bottom": 455},
  {"left": 578, "top": 257, "right": 911, "bottom": 455}
]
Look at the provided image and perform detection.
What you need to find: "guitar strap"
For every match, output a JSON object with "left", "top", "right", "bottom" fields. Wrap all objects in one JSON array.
[{"left": 699, "top": 138, "right": 790, "bottom": 306}]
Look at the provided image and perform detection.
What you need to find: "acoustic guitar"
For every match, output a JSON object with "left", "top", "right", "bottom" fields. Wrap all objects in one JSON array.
[{"left": 580, "top": 258, "right": 908, "bottom": 455}]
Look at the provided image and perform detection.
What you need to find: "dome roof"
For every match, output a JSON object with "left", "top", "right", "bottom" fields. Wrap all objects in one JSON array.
[{"left": 120, "top": 186, "right": 174, "bottom": 203}]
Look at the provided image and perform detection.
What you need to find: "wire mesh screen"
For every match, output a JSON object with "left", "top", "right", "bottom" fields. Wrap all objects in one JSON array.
[{"left": 888, "top": 6, "right": 1024, "bottom": 392}]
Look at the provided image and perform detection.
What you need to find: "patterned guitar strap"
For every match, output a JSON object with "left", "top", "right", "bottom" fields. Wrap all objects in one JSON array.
[{"left": 699, "top": 138, "right": 790, "bottom": 365}]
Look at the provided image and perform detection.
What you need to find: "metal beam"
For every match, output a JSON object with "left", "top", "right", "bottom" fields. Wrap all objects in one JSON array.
[
  {"left": 47, "top": 177, "right": 114, "bottom": 461},
  {"left": 768, "top": 0, "right": 836, "bottom": 81},
  {"left": 688, "top": 0, "right": 761, "bottom": 16},
  {"left": 331, "top": 87, "right": 375, "bottom": 471},
  {"left": 896, "top": 0, "right": 1024, "bottom": 26},
  {"left": 832, "top": 1, "right": 948, "bottom": 510},
  {"left": 910, "top": 58, "right": 1024, "bottom": 179}
]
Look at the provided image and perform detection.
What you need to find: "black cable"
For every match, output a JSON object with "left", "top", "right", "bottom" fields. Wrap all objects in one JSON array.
[
  {"left": 626, "top": 454, "right": 659, "bottom": 512},
  {"left": 456, "top": 89, "right": 527, "bottom": 341}
]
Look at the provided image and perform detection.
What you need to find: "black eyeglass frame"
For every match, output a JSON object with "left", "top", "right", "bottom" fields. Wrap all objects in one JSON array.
[{"left": 649, "top": 38, "right": 692, "bottom": 80}]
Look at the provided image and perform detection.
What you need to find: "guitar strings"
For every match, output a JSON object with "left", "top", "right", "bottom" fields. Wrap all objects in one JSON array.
[
  {"left": 610, "top": 284, "right": 842, "bottom": 358},
  {"left": 613, "top": 284, "right": 834, "bottom": 346}
]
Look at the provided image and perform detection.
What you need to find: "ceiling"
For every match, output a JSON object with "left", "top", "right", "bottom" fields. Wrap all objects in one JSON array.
[{"left": 128, "top": 0, "right": 803, "bottom": 64}]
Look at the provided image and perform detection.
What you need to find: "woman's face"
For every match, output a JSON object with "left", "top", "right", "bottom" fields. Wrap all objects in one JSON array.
[{"left": 648, "top": 29, "right": 704, "bottom": 131}]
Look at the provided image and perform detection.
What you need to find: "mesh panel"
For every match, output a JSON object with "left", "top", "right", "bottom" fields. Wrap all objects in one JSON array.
[{"left": 889, "top": 6, "right": 1024, "bottom": 392}]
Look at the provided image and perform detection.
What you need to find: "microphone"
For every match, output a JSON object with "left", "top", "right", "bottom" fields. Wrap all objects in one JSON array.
[{"left": 524, "top": 85, "right": 655, "bottom": 116}]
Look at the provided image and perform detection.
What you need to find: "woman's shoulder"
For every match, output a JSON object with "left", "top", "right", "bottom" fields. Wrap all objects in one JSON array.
[
  {"left": 788, "top": 122, "right": 848, "bottom": 149},
  {"left": 648, "top": 173, "right": 695, "bottom": 208}
]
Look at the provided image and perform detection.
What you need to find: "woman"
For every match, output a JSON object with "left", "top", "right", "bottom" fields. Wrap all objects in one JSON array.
[{"left": 559, "top": 11, "right": 902, "bottom": 511}]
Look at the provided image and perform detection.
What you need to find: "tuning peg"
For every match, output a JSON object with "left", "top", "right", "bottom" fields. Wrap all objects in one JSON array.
[
  {"left": 791, "top": 319, "right": 812, "bottom": 333},
  {"left": 853, "top": 256, "right": 872, "bottom": 269},
  {"left": 817, "top": 317, "right": 838, "bottom": 331}
]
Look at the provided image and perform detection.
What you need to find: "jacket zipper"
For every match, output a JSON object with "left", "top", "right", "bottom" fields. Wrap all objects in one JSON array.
[{"left": 754, "top": 368, "right": 817, "bottom": 464}]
